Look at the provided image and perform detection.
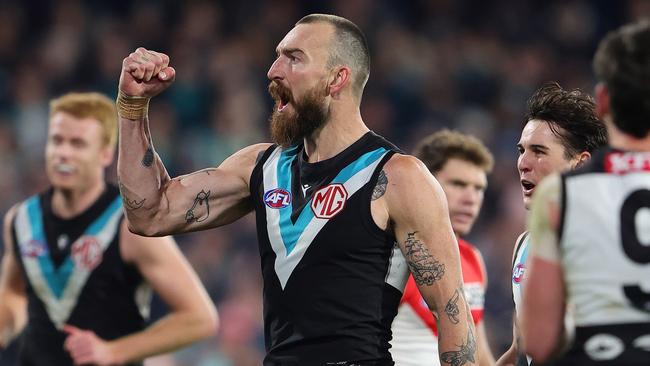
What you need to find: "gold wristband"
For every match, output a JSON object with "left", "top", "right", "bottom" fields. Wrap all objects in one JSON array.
[{"left": 116, "top": 91, "right": 150, "bottom": 120}]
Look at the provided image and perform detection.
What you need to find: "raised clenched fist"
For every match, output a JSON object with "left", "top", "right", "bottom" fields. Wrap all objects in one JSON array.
[{"left": 119, "top": 47, "right": 176, "bottom": 98}]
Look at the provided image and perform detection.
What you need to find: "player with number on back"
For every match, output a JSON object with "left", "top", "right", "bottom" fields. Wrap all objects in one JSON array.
[{"left": 523, "top": 21, "right": 650, "bottom": 365}]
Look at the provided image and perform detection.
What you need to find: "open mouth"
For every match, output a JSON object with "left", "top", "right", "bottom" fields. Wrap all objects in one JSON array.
[
  {"left": 278, "top": 94, "right": 290, "bottom": 112},
  {"left": 55, "top": 163, "right": 75, "bottom": 175},
  {"left": 521, "top": 179, "right": 535, "bottom": 195},
  {"left": 270, "top": 82, "right": 292, "bottom": 112}
]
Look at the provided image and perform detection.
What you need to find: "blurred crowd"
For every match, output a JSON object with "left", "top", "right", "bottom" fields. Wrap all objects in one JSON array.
[{"left": 0, "top": 0, "right": 646, "bottom": 365}]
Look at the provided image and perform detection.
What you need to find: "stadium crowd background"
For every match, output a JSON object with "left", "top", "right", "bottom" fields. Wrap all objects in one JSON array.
[{"left": 0, "top": 0, "right": 646, "bottom": 365}]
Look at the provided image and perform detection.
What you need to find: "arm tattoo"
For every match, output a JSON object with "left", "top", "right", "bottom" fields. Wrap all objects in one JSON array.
[
  {"left": 185, "top": 190, "right": 211, "bottom": 223},
  {"left": 141, "top": 147, "right": 154, "bottom": 167},
  {"left": 118, "top": 183, "right": 145, "bottom": 210},
  {"left": 444, "top": 289, "right": 461, "bottom": 324},
  {"left": 371, "top": 170, "right": 388, "bottom": 200},
  {"left": 404, "top": 231, "right": 445, "bottom": 285},
  {"left": 440, "top": 326, "right": 476, "bottom": 366}
]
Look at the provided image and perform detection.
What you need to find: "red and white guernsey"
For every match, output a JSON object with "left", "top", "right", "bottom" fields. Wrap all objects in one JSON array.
[{"left": 390, "top": 238, "right": 486, "bottom": 366}]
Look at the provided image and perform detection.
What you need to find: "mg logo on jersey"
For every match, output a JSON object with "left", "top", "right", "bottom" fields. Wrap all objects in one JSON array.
[
  {"left": 512, "top": 263, "right": 526, "bottom": 283},
  {"left": 311, "top": 184, "right": 348, "bottom": 219},
  {"left": 71, "top": 236, "right": 103, "bottom": 271},
  {"left": 264, "top": 188, "right": 292, "bottom": 209}
]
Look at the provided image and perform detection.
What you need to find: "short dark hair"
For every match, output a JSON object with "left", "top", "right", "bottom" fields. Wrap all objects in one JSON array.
[
  {"left": 413, "top": 129, "right": 494, "bottom": 175},
  {"left": 525, "top": 82, "right": 608, "bottom": 159},
  {"left": 593, "top": 21, "right": 650, "bottom": 138},
  {"left": 296, "top": 14, "right": 370, "bottom": 98}
]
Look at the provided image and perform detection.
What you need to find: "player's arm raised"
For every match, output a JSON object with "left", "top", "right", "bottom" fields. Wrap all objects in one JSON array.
[
  {"left": 0, "top": 205, "right": 27, "bottom": 349},
  {"left": 385, "top": 155, "right": 477, "bottom": 365},
  {"left": 117, "top": 47, "right": 269, "bottom": 236},
  {"left": 522, "top": 174, "right": 566, "bottom": 363}
]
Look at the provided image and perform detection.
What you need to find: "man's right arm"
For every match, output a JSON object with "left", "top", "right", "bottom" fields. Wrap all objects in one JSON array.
[
  {"left": 0, "top": 206, "right": 27, "bottom": 348},
  {"left": 117, "top": 48, "right": 270, "bottom": 236}
]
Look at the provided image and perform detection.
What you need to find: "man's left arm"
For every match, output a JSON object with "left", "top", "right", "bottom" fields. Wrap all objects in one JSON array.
[
  {"left": 384, "top": 155, "right": 477, "bottom": 365},
  {"left": 63, "top": 221, "right": 218, "bottom": 365},
  {"left": 522, "top": 174, "right": 565, "bottom": 364}
]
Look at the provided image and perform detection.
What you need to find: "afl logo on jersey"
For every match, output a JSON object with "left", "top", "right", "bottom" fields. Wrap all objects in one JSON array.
[
  {"left": 311, "top": 184, "right": 348, "bottom": 219},
  {"left": 71, "top": 236, "right": 103, "bottom": 271},
  {"left": 512, "top": 263, "right": 526, "bottom": 284},
  {"left": 264, "top": 188, "right": 292, "bottom": 209}
]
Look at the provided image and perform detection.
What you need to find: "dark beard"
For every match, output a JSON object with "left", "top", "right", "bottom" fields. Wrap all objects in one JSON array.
[{"left": 268, "top": 82, "right": 328, "bottom": 147}]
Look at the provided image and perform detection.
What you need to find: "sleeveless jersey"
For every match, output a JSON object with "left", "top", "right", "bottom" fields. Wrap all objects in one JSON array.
[
  {"left": 548, "top": 148, "right": 650, "bottom": 365},
  {"left": 511, "top": 232, "right": 533, "bottom": 366},
  {"left": 249, "top": 132, "right": 409, "bottom": 366},
  {"left": 390, "top": 238, "right": 486, "bottom": 366},
  {"left": 11, "top": 185, "right": 151, "bottom": 366}
]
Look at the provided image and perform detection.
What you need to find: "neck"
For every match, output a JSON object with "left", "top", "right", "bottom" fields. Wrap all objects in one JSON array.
[
  {"left": 607, "top": 117, "right": 650, "bottom": 151},
  {"left": 609, "top": 132, "right": 650, "bottom": 152},
  {"left": 303, "top": 103, "right": 369, "bottom": 163},
  {"left": 51, "top": 181, "right": 105, "bottom": 219}
]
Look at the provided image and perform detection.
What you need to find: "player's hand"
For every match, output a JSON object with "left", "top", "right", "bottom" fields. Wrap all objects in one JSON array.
[
  {"left": 119, "top": 47, "right": 176, "bottom": 98},
  {"left": 63, "top": 324, "right": 118, "bottom": 365}
]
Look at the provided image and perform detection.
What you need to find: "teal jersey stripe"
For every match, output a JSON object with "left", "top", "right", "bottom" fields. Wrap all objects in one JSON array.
[
  {"left": 26, "top": 196, "right": 46, "bottom": 244},
  {"left": 26, "top": 196, "right": 69, "bottom": 297},
  {"left": 87, "top": 197, "right": 123, "bottom": 235},
  {"left": 276, "top": 147, "right": 388, "bottom": 255}
]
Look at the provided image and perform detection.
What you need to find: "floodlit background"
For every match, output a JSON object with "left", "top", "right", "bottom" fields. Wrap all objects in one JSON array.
[{"left": 0, "top": 0, "right": 646, "bottom": 365}]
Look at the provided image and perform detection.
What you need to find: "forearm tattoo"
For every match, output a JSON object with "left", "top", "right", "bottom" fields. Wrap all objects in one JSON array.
[
  {"left": 371, "top": 170, "right": 388, "bottom": 200},
  {"left": 444, "top": 289, "right": 461, "bottom": 324},
  {"left": 119, "top": 183, "right": 145, "bottom": 210},
  {"left": 404, "top": 231, "right": 445, "bottom": 285},
  {"left": 141, "top": 147, "right": 154, "bottom": 167},
  {"left": 440, "top": 325, "right": 477, "bottom": 366},
  {"left": 185, "top": 190, "right": 211, "bottom": 223}
]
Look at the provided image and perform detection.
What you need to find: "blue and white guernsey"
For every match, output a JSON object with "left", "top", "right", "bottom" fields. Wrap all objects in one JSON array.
[
  {"left": 250, "top": 132, "right": 409, "bottom": 366},
  {"left": 11, "top": 185, "right": 150, "bottom": 366}
]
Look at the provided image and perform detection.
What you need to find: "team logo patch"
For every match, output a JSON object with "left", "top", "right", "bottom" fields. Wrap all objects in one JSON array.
[
  {"left": 264, "top": 188, "right": 292, "bottom": 209},
  {"left": 71, "top": 236, "right": 103, "bottom": 271},
  {"left": 311, "top": 184, "right": 348, "bottom": 219},
  {"left": 22, "top": 239, "right": 47, "bottom": 258},
  {"left": 512, "top": 263, "right": 526, "bottom": 283}
]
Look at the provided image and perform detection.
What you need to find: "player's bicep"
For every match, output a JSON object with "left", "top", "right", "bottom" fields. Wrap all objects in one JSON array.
[
  {"left": 128, "top": 143, "right": 270, "bottom": 236},
  {"left": 385, "top": 156, "right": 461, "bottom": 309}
]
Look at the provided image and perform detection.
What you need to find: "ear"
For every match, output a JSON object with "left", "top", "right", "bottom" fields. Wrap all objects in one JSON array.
[
  {"left": 100, "top": 146, "right": 116, "bottom": 168},
  {"left": 573, "top": 151, "right": 591, "bottom": 169},
  {"left": 328, "top": 66, "right": 351, "bottom": 99},
  {"left": 595, "top": 83, "right": 610, "bottom": 120}
]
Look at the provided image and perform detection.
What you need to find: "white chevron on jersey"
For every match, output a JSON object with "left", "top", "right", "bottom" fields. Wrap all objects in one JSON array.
[{"left": 262, "top": 146, "right": 390, "bottom": 289}]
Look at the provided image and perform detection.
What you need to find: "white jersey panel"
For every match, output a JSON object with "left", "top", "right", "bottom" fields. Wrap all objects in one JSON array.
[
  {"left": 390, "top": 303, "right": 439, "bottom": 366},
  {"left": 562, "top": 172, "right": 650, "bottom": 326}
]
